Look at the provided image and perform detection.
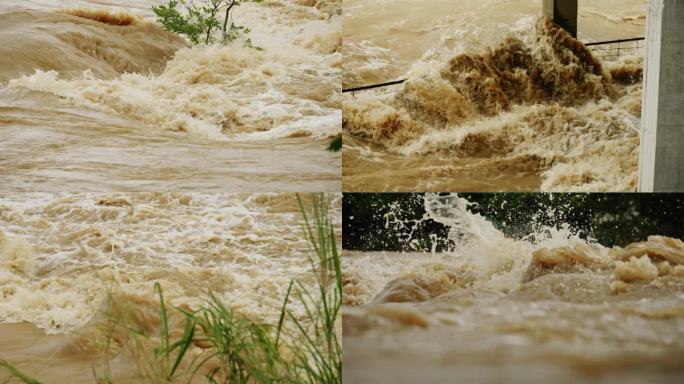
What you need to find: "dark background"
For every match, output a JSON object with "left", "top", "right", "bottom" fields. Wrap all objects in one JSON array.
[{"left": 343, "top": 193, "right": 684, "bottom": 251}]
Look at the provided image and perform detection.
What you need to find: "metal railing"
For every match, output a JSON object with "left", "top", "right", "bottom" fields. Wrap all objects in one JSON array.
[
  {"left": 585, "top": 37, "right": 644, "bottom": 62},
  {"left": 342, "top": 79, "right": 407, "bottom": 95},
  {"left": 342, "top": 37, "right": 645, "bottom": 94}
]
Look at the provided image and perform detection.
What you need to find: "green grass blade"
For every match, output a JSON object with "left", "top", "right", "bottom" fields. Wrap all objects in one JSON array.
[
  {"left": 0, "top": 361, "right": 43, "bottom": 384},
  {"left": 169, "top": 317, "right": 195, "bottom": 377},
  {"left": 275, "top": 280, "right": 294, "bottom": 349}
]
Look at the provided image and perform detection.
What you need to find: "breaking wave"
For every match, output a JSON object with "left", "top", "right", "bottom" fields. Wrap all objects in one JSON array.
[
  {"left": 343, "top": 17, "right": 642, "bottom": 191},
  {"left": 59, "top": 8, "right": 142, "bottom": 26},
  {"left": 0, "top": 9, "right": 186, "bottom": 83}
]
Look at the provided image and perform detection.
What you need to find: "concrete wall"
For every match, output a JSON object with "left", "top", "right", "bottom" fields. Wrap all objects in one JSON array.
[
  {"left": 543, "top": 0, "right": 578, "bottom": 37},
  {"left": 639, "top": 0, "right": 684, "bottom": 192}
]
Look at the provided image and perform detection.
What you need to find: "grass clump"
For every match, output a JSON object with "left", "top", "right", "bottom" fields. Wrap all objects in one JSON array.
[{"left": 285, "top": 194, "right": 342, "bottom": 383}]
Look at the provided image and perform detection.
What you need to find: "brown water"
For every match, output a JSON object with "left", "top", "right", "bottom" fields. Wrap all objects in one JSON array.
[
  {"left": 342, "top": 0, "right": 645, "bottom": 192},
  {"left": 342, "top": 194, "right": 684, "bottom": 383},
  {"left": 0, "top": 192, "right": 340, "bottom": 382},
  {"left": 0, "top": 0, "right": 342, "bottom": 192}
]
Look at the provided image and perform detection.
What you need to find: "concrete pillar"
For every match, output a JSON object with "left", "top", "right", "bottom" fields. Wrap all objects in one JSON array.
[
  {"left": 543, "top": 0, "right": 578, "bottom": 37},
  {"left": 639, "top": 0, "right": 684, "bottom": 192}
]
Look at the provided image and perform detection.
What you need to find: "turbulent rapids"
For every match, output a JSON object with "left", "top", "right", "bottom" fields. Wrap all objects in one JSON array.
[
  {"left": 0, "top": 0, "right": 342, "bottom": 191},
  {"left": 0, "top": 193, "right": 333, "bottom": 331},
  {"left": 4, "top": 6, "right": 340, "bottom": 139},
  {"left": 0, "top": 192, "right": 341, "bottom": 382},
  {"left": 343, "top": 2, "right": 644, "bottom": 192},
  {"left": 346, "top": 19, "right": 615, "bottom": 144},
  {"left": 343, "top": 194, "right": 684, "bottom": 383}
]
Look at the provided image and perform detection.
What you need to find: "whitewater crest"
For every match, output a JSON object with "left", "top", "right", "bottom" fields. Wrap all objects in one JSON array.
[
  {"left": 0, "top": 230, "right": 35, "bottom": 277},
  {"left": 343, "top": 17, "right": 642, "bottom": 192}
]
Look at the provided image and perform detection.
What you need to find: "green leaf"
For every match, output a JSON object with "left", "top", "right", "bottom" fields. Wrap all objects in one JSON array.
[{"left": 327, "top": 135, "right": 342, "bottom": 152}]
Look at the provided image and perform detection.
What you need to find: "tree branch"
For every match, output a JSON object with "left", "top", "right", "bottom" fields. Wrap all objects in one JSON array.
[{"left": 223, "top": 0, "right": 237, "bottom": 42}]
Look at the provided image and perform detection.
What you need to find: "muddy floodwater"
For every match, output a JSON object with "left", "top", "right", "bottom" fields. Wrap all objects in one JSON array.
[
  {"left": 0, "top": 0, "right": 342, "bottom": 192},
  {"left": 0, "top": 192, "right": 340, "bottom": 382},
  {"left": 342, "top": 0, "right": 645, "bottom": 192},
  {"left": 342, "top": 194, "right": 684, "bottom": 383}
]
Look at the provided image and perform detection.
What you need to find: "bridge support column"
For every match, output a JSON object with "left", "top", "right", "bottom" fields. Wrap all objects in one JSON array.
[
  {"left": 639, "top": 0, "right": 684, "bottom": 192},
  {"left": 543, "top": 0, "right": 578, "bottom": 37}
]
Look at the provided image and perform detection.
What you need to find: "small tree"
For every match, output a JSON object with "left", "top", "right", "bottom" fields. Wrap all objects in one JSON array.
[{"left": 152, "top": 0, "right": 262, "bottom": 45}]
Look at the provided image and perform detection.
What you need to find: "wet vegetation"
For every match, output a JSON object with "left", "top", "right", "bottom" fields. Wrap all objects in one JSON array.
[{"left": 153, "top": 0, "right": 262, "bottom": 45}]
